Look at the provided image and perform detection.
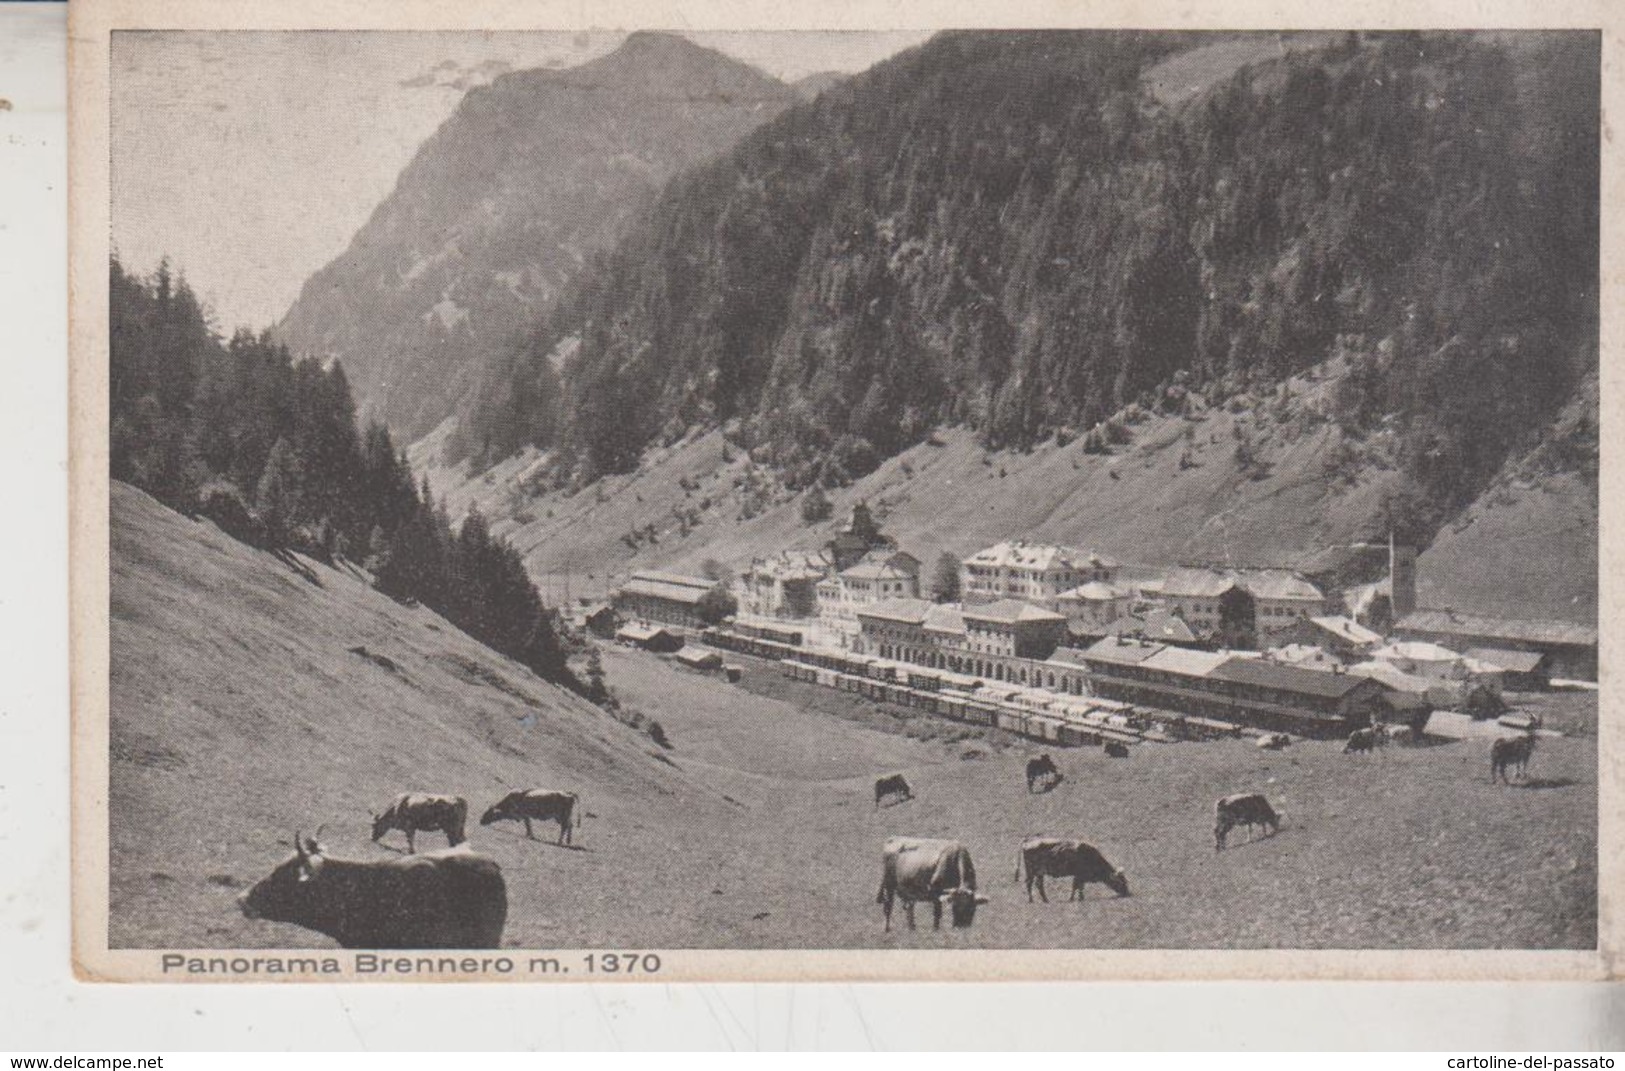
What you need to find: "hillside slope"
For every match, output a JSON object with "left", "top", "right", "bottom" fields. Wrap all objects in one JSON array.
[
  {"left": 1414, "top": 374, "right": 1599, "bottom": 622},
  {"left": 414, "top": 360, "right": 1393, "bottom": 594},
  {"left": 275, "top": 32, "right": 797, "bottom": 441},
  {"left": 109, "top": 480, "right": 735, "bottom": 949},
  {"left": 418, "top": 352, "right": 1596, "bottom": 624},
  {"left": 107, "top": 482, "right": 1595, "bottom": 951},
  {"left": 456, "top": 30, "right": 1595, "bottom": 544}
]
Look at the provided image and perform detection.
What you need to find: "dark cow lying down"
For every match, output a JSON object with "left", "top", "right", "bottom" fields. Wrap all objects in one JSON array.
[
  {"left": 876, "top": 837, "right": 987, "bottom": 930},
  {"left": 1014, "top": 837, "right": 1129, "bottom": 902},
  {"left": 481, "top": 789, "right": 580, "bottom": 845},
  {"left": 239, "top": 833, "right": 507, "bottom": 948},
  {"left": 874, "top": 773, "right": 913, "bottom": 809},
  {"left": 1214, "top": 793, "right": 1281, "bottom": 851},
  {"left": 371, "top": 793, "right": 467, "bottom": 854},
  {"left": 1025, "top": 754, "right": 1061, "bottom": 793}
]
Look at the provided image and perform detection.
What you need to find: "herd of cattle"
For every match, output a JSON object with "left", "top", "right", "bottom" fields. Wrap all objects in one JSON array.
[
  {"left": 237, "top": 790, "right": 578, "bottom": 949},
  {"left": 874, "top": 832, "right": 1135, "bottom": 932},
  {"left": 865, "top": 721, "right": 1541, "bottom": 932},
  {"left": 237, "top": 723, "right": 1545, "bottom": 947},
  {"left": 868, "top": 763, "right": 1284, "bottom": 931}
]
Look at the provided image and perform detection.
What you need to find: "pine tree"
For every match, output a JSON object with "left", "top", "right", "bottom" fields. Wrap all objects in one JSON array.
[{"left": 255, "top": 437, "right": 304, "bottom": 546}]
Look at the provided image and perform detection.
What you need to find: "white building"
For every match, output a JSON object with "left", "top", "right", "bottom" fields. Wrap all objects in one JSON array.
[
  {"left": 1153, "top": 566, "right": 1327, "bottom": 641},
  {"left": 737, "top": 550, "right": 829, "bottom": 619},
  {"left": 960, "top": 541, "right": 1117, "bottom": 609},
  {"left": 1054, "top": 581, "right": 1130, "bottom": 635},
  {"left": 816, "top": 550, "right": 922, "bottom": 640}
]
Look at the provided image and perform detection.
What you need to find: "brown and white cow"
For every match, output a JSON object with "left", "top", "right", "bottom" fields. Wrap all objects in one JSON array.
[
  {"left": 1013, "top": 837, "right": 1129, "bottom": 902},
  {"left": 480, "top": 789, "right": 581, "bottom": 845},
  {"left": 371, "top": 793, "right": 468, "bottom": 853},
  {"left": 238, "top": 833, "right": 507, "bottom": 948},
  {"left": 1343, "top": 728, "right": 1376, "bottom": 754},
  {"left": 876, "top": 837, "right": 987, "bottom": 931},
  {"left": 874, "top": 773, "right": 913, "bottom": 809},
  {"left": 1214, "top": 793, "right": 1281, "bottom": 851}
]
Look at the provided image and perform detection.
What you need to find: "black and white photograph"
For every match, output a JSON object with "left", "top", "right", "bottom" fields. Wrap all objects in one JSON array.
[{"left": 73, "top": 1, "right": 1610, "bottom": 980}]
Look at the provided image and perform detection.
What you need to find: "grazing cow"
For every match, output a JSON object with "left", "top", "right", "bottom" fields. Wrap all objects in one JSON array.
[
  {"left": 1256, "top": 732, "right": 1291, "bottom": 750},
  {"left": 1014, "top": 837, "right": 1129, "bottom": 903},
  {"left": 1491, "top": 733, "right": 1537, "bottom": 784},
  {"left": 876, "top": 837, "right": 987, "bottom": 930},
  {"left": 1025, "top": 754, "right": 1062, "bottom": 793},
  {"left": 874, "top": 773, "right": 913, "bottom": 809},
  {"left": 480, "top": 789, "right": 580, "bottom": 845},
  {"left": 1104, "top": 741, "right": 1130, "bottom": 759},
  {"left": 1343, "top": 728, "right": 1376, "bottom": 754},
  {"left": 1214, "top": 793, "right": 1281, "bottom": 851},
  {"left": 238, "top": 833, "right": 507, "bottom": 948},
  {"left": 371, "top": 793, "right": 467, "bottom": 853}
]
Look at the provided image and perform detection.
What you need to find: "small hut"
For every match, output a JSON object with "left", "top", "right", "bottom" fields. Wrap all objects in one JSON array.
[{"left": 616, "top": 623, "right": 684, "bottom": 653}]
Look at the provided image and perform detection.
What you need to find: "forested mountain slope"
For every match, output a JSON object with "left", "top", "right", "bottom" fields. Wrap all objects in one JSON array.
[{"left": 457, "top": 30, "right": 1596, "bottom": 565}]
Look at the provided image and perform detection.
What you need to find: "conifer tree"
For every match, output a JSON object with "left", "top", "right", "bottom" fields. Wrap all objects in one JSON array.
[{"left": 255, "top": 437, "right": 304, "bottom": 546}]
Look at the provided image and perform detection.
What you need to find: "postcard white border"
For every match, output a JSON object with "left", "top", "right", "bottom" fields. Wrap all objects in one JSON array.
[{"left": 63, "top": 0, "right": 1624, "bottom": 992}]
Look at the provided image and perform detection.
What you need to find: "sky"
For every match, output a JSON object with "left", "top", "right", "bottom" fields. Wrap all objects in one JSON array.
[{"left": 110, "top": 30, "right": 931, "bottom": 334}]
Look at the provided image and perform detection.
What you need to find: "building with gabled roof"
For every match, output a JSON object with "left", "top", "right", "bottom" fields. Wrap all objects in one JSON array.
[
  {"left": 961, "top": 599, "right": 1068, "bottom": 661},
  {"left": 1099, "top": 608, "right": 1202, "bottom": 648},
  {"left": 1207, "top": 656, "right": 1378, "bottom": 702},
  {"left": 852, "top": 596, "right": 1066, "bottom": 686},
  {"left": 855, "top": 597, "right": 951, "bottom": 665},
  {"left": 1055, "top": 580, "right": 1130, "bottom": 635},
  {"left": 1150, "top": 566, "right": 1327, "bottom": 646},
  {"left": 855, "top": 597, "right": 934, "bottom": 625},
  {"left": 674, "top": 647, "right": 724, "bottom": 671},
  {"left": 1078, "top": 635, "right": 1387, "bottom": 737},
  {"left": 923, "top": 603, "right": 966, "bottom": 640},
  {"left": 612, "top": 570, "right": 716, "bottom": 629},
  {"left": 580, "top": 602, "right": 619, "bottom": 638},
  {"left": 1270, "top": 615, "right": 1382, "bottom": 659},
  {"left": 1142, "top": 645, "right": 1231, "bottom": 678},
  {"left": 839, "top": 550, "right": 921, "bottom": 587},
  {"left": 817, "top": 548, "right": 922, "bottom": 641},
  {"left": 1463, "top": 647, "right": 1552, "bottom": 690},
  {"left": 1392, "top": 609, "right": 1596, "bottom": 680},
  {"left": 614, "top": 622, "right": 684, "bottom": 653},
  {"left": 1264, "top": 643, "right": 1342, "bottom": 670},
  {"left": 961, "top": 540, "right": 1118, "bottom": 609},
  {"left": 738, "top": 549, "right": 829, "bottom": 620}
]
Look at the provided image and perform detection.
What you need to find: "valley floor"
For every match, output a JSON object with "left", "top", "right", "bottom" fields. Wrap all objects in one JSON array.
[
  {"left": 107, "top": 484, "right": 1596, "bottom": 952},
  {"left": 591, "top": 645, "right": 1596, "bottom": 951}
]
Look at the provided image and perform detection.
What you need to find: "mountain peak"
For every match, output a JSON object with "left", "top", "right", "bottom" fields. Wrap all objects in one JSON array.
[
  {"left": 561, "top": 30, "right": 786, "bottom": 96},
  {"left": 275, "top": 27, "right": 797, "bottom": 442},
  {"left": 617, "top": 29, "right": 705, "bottom": 55}
]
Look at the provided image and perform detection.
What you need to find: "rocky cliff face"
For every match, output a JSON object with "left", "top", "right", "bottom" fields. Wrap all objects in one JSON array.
[{"left": 275, "top": 32, "right": 797, "bottom": 440}]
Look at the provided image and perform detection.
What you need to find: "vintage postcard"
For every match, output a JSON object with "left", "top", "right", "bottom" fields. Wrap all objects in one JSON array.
[{"left": 69, "top": 0, "right": 1620, "bottom": 983}]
